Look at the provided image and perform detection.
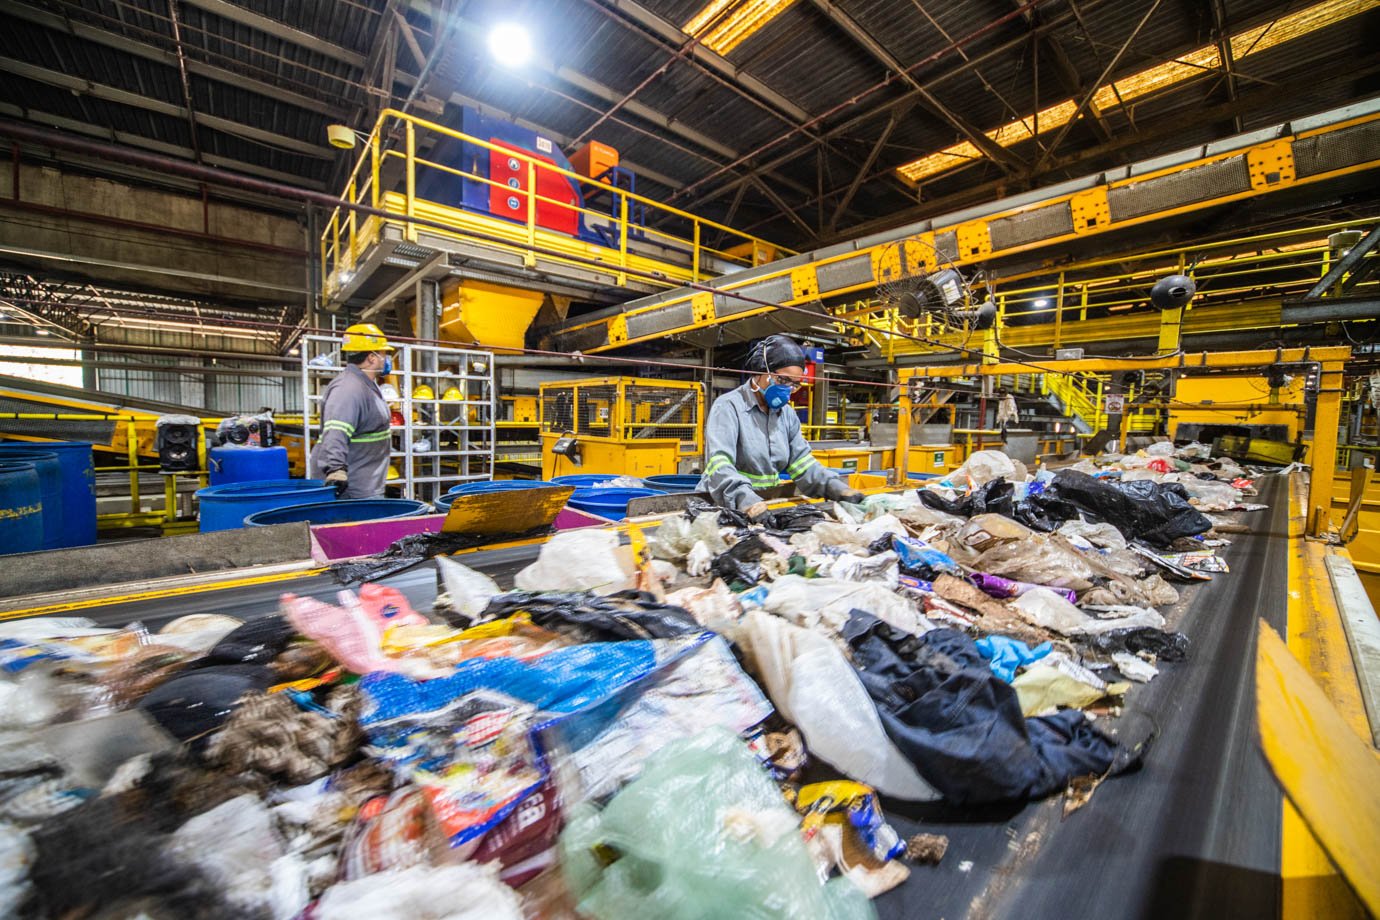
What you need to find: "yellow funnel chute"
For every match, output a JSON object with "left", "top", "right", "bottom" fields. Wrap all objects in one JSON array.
[{"left": 439, "top": 280, "right": 557, "bottom": 354}]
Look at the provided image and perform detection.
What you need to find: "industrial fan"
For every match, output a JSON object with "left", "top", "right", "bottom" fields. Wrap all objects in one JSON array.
[{"left": 873, "top": 238, "right": 996, "bottom": 332}]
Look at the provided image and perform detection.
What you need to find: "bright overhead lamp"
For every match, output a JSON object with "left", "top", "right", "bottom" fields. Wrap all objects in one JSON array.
[
  {"left": 1034, "top": 298, "right": 1049, "bottom": 308},
  {"left": 35, "top": 328, "right": 50, "bottom": 336},
  {"left": 683, "top": 0, "right": 796, "bottom": 55},
  {"left": 488, "top": 22, "right": 532, "bottom": 67}
]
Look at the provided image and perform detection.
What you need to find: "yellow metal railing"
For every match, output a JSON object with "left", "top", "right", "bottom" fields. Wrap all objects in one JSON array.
[
  {"left": 1042, "top": 373, "right": 1107, "bottom": 432},
  {"left": 321, "top": 109, "right": 791, "bottom": 298}
]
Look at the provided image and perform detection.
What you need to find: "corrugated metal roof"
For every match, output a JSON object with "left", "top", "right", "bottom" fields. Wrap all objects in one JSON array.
[{"left": 0, "top": 0, "right": 1374, "bottom": 249}]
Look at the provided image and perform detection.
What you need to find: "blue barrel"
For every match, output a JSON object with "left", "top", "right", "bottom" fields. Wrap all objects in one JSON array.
[
  {"left": 0, "top": 449, "right": 63, "bottom": 549},
  {"left": 0, "top": 441, "right": 95, "bottom": 547},
  {"left": 446, "top": 479, "right": 556, "bottom": 496},
  {"left": 552, "top": 474, "right": 621, "bottom": 488},
  {"left": 566, "top": 487, "right": 666, "bottom": 521},
  {"left": 244, "top": 498, "right": 430, "bottom": 527},
  {"left": 0, "top": 461, "right": 44, "bottom": 555},
  {"left": 195, "top": 479, "right": 336, "bottom": 532},
  {"left": 643, "top": 474, "right": 698, "bottom": 492},
  {"left": 208, "top": 445, "right": 290, "bottom": 486}
]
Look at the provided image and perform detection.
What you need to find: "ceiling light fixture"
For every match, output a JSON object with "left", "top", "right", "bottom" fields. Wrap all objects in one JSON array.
[
  {"left": 1034, "top": 298, "right": 1049, "bottom": 308},
  {"left": 488, "top": 22, "right": 532, "bottom": 67},
  {"left": 683, "top": 0, "right": 797, "bottom": 55}
]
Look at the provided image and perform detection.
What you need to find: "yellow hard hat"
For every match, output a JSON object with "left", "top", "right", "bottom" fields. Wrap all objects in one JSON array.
[
  {"left": 412, "top": 384, "right": 435, "bottom": 400},
  {"left": 442, "top": 386, "right": 463, "bottom": 401},
  {"left": 386, "top": 464, "right": 401, "bottom": 481},
  {"left": 341, "top": 323, "right": 395, "bottom": 353}
]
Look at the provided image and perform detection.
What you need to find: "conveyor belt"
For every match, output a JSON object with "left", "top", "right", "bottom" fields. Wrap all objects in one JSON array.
[
  {"left": 65, "top": 480, "right": 1291, "bottom": 918},
  {"left": 876, "top": 474, "right": 1288, "bottom": 919}
]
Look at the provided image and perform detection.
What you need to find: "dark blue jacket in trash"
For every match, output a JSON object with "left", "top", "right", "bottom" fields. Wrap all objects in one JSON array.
[{"left": 842, "top": 611, "right": 1130, "bottom": 804}]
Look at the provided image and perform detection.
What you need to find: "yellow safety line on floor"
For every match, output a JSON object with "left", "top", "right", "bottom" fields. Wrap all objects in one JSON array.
[
  {"left": 0, "top": 568, "right": 325, "bottom": 620},
  {"left": 1281, "top": 473, "right": 1371, "bottom": 919}
]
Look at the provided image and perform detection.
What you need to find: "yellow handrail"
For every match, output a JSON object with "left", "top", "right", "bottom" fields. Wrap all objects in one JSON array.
[{"left": 321, "top": 109, "right": 793, "bottom": 297}]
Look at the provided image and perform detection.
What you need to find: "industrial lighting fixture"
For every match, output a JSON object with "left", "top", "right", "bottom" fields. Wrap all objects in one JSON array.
[
  {"left": 897, "top": 0, "right": 1369, "bottom": 184},
  {"left": 338, "top": 270, "right": 356, "bottom": 285},
  {"left": 326, "top": 125, "right": 356, "bottom": 150},
  {"left": 1034, "top": 298, "right": 1049, "bottom": 308},
  {"left": 683, "top": 0, "right": 796, "bottom": 55},
  {"left": 34, "top": 328, "right": 50, "bottom": 336},
  {"left": 488, "top": 22, "right": 532, "bottom": 67}
]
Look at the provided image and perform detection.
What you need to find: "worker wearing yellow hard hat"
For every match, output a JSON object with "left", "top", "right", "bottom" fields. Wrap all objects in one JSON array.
[{"left": 308, "top": 323, "right": 396, "bottom": 499}]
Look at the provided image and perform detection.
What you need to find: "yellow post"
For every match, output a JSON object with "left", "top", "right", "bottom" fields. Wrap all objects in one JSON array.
[
  {"left": 1053, "top": 271, "right": 1065, "bottom": 348},
  {"left": 525, "top": 160, "right": 537, "bottom": 267},
  {"left": 404, "top": 120, "right": 417, "bottom": 242},
  {"left": 617, "top": 193, "right": 629, "bottom": 286},
  {"left": 1308, "top": 359, "right": 1345, "bottom": 538},
  {"left": 370, "top": 129, "right": 381, "bottom": 209},
  {"left": 126, "top": 418, "right": 139, "bottom": 517},
  {"left": 1080, "top": 285, "right": 1088, "bottom": 321},
  {"left": 346, "top": 178, "right": 357, "bottom": 262},
  {"left": 692, "top": 221, "right": 701, "bottom": 283},
  {"left": 164, "top": 473, "right": 177, "bottom": 525},
  {"left": 894, "top": 375, "right": 911, "bottom": 486}
]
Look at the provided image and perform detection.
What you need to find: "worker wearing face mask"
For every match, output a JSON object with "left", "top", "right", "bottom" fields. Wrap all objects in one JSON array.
[
  {"left": 701, "top": 334, "right": 865, "bottom": 519},
  {"left": 308, "top": 324, "right": 395, "bottom": 499}
]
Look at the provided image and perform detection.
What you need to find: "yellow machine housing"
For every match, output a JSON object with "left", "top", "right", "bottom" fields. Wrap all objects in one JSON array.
[
  {"left": 1169, "top": 375, "right": 1305, "bottom": 442},
  {"left": 439, "top": 279, "right": 548, "bottom": 354},
  {"left": 538, "top": 376, "right": 703, "bottom": 479}
]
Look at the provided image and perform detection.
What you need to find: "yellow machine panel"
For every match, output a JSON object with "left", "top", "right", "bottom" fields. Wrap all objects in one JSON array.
[
  {"left": 538, "top": 376, "right": 704, "bottom": 478},
  {"left": 909, "top": 444, "right": 958, "bottom": 474},
  {"left": 1169, "top": 375, "right": 1305, "bottom": 441}
]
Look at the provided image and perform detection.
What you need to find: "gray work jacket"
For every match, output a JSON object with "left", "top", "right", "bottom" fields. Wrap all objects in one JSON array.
[
  {"left": 700, "top": 380, "right": 849, "bottom": 511},
  {"left": 308, "top": 364, "right": 392, "bottom": 499}
]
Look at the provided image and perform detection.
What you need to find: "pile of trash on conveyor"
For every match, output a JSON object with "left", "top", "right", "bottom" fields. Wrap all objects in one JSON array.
[{"left": 0, "top": 441, "right": 1271, "bottom": 919}]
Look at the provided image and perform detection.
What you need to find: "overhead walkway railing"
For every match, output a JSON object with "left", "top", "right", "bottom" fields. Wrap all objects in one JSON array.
[
  {"left": 320, "top": 109, "right": 791, "bottom": 299},
  {"left": 540, "top": 98, "right": 1380, "bottom": 355}
]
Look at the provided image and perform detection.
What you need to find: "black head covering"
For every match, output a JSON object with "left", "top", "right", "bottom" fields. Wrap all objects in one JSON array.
[{"left": 744, "top": 334, "right": 808, "bottom": 373}]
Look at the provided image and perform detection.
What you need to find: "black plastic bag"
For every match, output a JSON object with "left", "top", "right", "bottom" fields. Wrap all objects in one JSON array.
[
  {"left": 918, "top": 477, "right": 1014, "bottom": 518},
  {"left": 480, "top": 589, "right": 700, "bottom": 642},
  {"left": 203, "top": 615, "right": 296, "bottom": 666},
  {"left": 1086, "top": 627, "right": 1190, "bottom": 661},
  {"left": 331, "top": 529, "right": 541, "bottom": 584},
  {"left": 1043, "top": 470, "right": 1211, "bottom": 546},
  {"left": 756, "top": 504, "right": 828, "bottom": 534},
  {"left": 709, "top": 532, "right": 771, "bottom": 587}
]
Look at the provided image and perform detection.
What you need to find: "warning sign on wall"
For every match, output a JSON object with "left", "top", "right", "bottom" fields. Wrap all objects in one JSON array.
[{"left": 1105, "top": 394, "right": 1126, "bottom": 414}]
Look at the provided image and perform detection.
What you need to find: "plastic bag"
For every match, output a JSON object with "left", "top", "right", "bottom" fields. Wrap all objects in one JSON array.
[
  {"left": 765, "top": 574, "right": 931, "bottom": 636},
  {"left": 1145, "top": 441, "right": 1175, "bottom": 457},
  {"left": 1178, "top": 477, "right": 1242, "bottom": 512},
  {"left": 648, "top": 513, "right": 727, "bottom": 562},
  {"left": 1057, "top": 520, "right": 1127, "bottom": 550},
  {"left": 950, "top": 449, "right": 1018, "bottom": 487},
  {"left": 892, "top": 535, "right": 960, "bottom": 579},
  {"left": 514, "top": 530, "right": 637, "bottom": 595},
  {"left": 1087, "top": 627, "right": 1190, "bottom": 660},
  {"left": 665, "top": 580, "right": 744, "bottom": 630},
  {"left": 973, "top": 535, "right": 1098, "bottom": 592},
  {"left": 820, "top": 551, "right": 899, "bottom": 588},
  {"left": 1011, "top": 588, "right": 1165, "bottom": 636},
  {"left": 480, "top": 590, "right": 700, "bottom": 642},
  {"left": 315, "top": 863, "right": 523, "bottom": 920},
  {"left": 436, "top": 557, "right": 501, "bottom": 623},
  {"left": 735, "top": 610, "right": 937, "bottom": 800},
  {"left": 969, "top": 572, "right": 1076, "bottom": 605},
  {"left": 560, "top": 728, "right": 878, "bottom": 920},
  {"left": 1010, "top": 666, "right": 1109, "bottom": 716},
  {"left": 1040, "top": 470, "right": 1213, "bottom": 546}
]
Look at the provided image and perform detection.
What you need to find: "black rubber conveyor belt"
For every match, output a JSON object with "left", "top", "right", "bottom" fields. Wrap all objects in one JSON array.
[
  {"left": 876, "top": 474, "right": 1288, "bottom": 920},
  {"left": 67, "top": 478, "right": 1292, "bottom": 919}
]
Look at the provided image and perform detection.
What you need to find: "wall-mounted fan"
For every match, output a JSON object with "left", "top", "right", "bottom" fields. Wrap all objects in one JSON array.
[{"left": 874, "top": 238, "right": 996, "bottom": 333}]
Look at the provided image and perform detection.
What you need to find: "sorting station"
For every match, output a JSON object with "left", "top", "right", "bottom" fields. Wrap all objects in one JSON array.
[{"left": 0, "top": 1, "right": 1378, "bottom": 917}]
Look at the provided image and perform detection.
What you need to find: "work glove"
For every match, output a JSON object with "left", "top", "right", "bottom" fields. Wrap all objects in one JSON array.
[
  {"left": 837, "top": 488, "right": 866, "bottom": 504},
  {"left": 744, "top": 500, "right": 771, "bottom": 520},
  {"left": 325, "top": 469, "right": 349, "bottom": 497}
]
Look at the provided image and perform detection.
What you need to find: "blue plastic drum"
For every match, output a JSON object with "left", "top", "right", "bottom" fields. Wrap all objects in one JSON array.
[
  {"left": 642, "top": 474, "right": 699, "bottom": 492},
  {"left": 566, "top": 487, "right": 666, "bottom": 521},
  {"left": 0, "top": 441, "right": 95, "bottom": 547},
  {"left": 446, "top": 480, "right": 556, "bottom": 495},
  {"left": 244, "top": 498, "right": 430, "bottom": 527},
  {"left": 0, "top": 449, "right": 63, "bottom": 549},
  {"left": 195, "top": 479, "right": 336, "bottom": 532},
  {"left": 0, "top": 461, "right": 44, "bottom": 555}
]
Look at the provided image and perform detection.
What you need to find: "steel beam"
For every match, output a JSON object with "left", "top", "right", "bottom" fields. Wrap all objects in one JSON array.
[
  {"left": 0, "top": 103, "right": 327, "bottom": 189},
  {"left": 809, "top": 0, "right": 1023, "bottom": 173},
  {"left": 0, "top": 59, "right": 331, "bottom": 159},
  {"left": 177, "top": 0, "right": 367, "bottom": 68},
  {"left": 1304, "top": 225, "right": 1380, "bottom": 299},
  {"left": 828, "top": 111, "right": 902, "bottom": 235},
  {"left": 4, "top": 1, "right": 350, "bottom": 119}
]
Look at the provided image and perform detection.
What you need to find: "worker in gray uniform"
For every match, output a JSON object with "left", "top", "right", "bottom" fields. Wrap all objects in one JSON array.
[
  {"left": 308, "top": 323, "right": 395, "bottom": 499},
  {"left": 701, "top": 334, "right": 864, "bottom": 518}
]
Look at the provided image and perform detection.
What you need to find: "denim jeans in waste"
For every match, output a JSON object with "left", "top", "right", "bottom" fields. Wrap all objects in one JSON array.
[{"left": 842, "top": 610, "right": 1125, "bottom": 804}]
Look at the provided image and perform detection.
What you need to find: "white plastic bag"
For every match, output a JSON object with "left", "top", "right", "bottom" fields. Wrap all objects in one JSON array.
[
  {"left": 737, "top": 610, "right": 938, "bottom": 801},
  {"left": 1012, "top": 589, "right": 1164, "bottom": 636},
  {"left": 1179, "top": 478, "right": 1242, "bottom": 511},
  {"left": 1056, "top": 520, "right": 1127, "bottom": 550},
  {"left": 435, "top": 557, "right": 500, "bottom": 623},
  {"left": 514, "top": 530, "right": 636, "bottom": 595},
  {"left": 764, "top": 574, "right": 931, "bottom": 636},
  {"left": 821, "top": 551, "right": 899, "bottom": 588},
  {"left": 951, "top": 449, "right": 1017, "bottom": 487},
  {"left": 314, "top": 863, "right": 523, "bottom": 920},
  {"left": 1144, "top": 441, "right": 1175, "bottom": 457}
]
